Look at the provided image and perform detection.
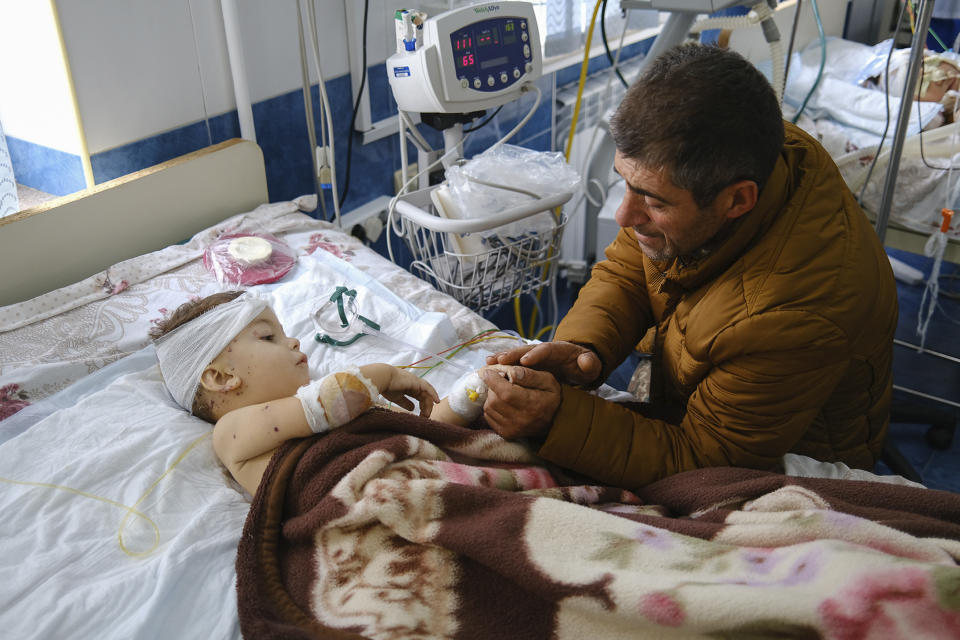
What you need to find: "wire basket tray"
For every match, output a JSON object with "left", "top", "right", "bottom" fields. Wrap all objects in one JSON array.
[
  {"left": 406, "top": 215, "right": 567, "bottom": 314},
  {"left": 391, "top": 187, "right": 571, "bottom": 315}
]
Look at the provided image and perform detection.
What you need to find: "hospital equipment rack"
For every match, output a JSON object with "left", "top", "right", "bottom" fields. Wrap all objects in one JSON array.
[{"left": 391, "top": 185, "right": 572, "bottom": 315}]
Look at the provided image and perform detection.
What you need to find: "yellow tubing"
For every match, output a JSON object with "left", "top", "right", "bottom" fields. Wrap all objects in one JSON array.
[{"left": 518, "top": 0, "right": 604, "bottom": 340}]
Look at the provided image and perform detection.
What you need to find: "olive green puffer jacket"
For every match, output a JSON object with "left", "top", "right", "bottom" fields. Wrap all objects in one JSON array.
[{"left": 543, "top": 122, "right": 897, "bottom": 490}]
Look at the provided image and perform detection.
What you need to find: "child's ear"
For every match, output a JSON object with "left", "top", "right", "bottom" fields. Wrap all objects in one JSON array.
[{"left": 199, "top": 364, "right": 241, "bottom": 393}]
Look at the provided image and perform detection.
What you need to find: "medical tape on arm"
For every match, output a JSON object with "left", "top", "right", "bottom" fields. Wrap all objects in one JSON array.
[
  {"left": 447, "top": 371, "right": 487, "bottom": 422},
  {"left": 155, "top": 293, "right": 269, "bottom": 411},
  {"left": 296, "top": 366, "right": 379, "bottom": 433}
]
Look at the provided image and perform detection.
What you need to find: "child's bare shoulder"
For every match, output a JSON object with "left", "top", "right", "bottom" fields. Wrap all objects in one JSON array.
[{"left": 212, "top": 397, "right": 306, "bottom": 457}]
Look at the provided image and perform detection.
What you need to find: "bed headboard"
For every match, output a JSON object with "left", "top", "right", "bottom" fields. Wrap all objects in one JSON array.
[{"left": 0, "top": 139, "right": 268, "bottom": 307}]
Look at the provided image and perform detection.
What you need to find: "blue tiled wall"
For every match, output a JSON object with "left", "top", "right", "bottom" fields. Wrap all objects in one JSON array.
[{"left": 6, "top": 136, "right": 85, "bottom": 196}]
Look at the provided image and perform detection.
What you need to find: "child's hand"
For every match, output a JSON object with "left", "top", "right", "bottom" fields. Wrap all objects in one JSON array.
[{"left": 360, "top": 364, "right": 440, "bottom": 416}]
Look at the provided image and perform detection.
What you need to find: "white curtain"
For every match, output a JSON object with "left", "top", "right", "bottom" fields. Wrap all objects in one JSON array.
[{"left": 0, "top": 117, "right": 18, "bottom": 217}]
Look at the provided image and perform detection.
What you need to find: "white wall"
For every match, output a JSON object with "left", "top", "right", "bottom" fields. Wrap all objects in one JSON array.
[
  {"left": 727, "top": 0, "right": 848, "bottom": 63},
  {"left": 53, "top": 0, "right": 373, "bottom": 155},
  {"left": 0, "top": 0, "right": 84, "bottom": 154},
  {"left": 51, "top": 0, "right": 492, "bottom": 155}
]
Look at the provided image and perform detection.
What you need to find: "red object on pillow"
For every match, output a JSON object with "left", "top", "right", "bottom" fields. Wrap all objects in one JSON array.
[{"left": 203, "top": 233, "right": 297, "bottom": 285}]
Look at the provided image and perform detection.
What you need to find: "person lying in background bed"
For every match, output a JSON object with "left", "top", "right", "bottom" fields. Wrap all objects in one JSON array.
[
  {"left": 151, "top": 290, "right": 489, "bottom": 495},
  {"left": 482, "top": 43, "right": 898, "bottom": 491}
]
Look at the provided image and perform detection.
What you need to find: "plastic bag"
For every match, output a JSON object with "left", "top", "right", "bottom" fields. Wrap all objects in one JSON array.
[
  {"left": 203, "top": 232, "right": 298, "bottom": 286},
  {"left": 442, "top": 144, "right": 579, "bottom": 240},
  {"left": 452, "top": 144, "right": 580, "bottom": 195}
]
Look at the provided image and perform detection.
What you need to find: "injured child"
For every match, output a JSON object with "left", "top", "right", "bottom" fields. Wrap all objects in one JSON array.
[{"left": 151, "top": 290, "right": 490, "bottom": 495}]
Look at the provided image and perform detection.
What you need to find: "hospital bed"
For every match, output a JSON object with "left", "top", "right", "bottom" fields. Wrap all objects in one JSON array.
[{"left": 1, "top": 140, "right": 958, "bottom": 639}]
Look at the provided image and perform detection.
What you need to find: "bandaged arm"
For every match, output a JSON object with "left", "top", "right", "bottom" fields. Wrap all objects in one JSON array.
[{"left": 213, "top": 364, "right": 438, "bottom": 476}]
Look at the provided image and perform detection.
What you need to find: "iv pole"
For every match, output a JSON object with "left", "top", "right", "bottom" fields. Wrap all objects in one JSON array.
[
  {"left": 871, "top": 0, "right": 960, "bottom": 414},
  {"left": 873, "top": 0, "right": 934, "bottom": 243}
]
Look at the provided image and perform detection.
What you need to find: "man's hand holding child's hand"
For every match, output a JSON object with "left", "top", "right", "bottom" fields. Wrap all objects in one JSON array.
[
  {"left": 485, "top": 341, "right": 601, "bottom": 387},
  {"left": 480, "top": 364, "right": 561, "bottom": 439},
  {"left": 479, "top": 341, "right": 603, "bottom": 440}
]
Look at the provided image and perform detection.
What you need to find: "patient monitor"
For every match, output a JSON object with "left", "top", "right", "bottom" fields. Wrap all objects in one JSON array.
[{"left": 387, "top": 1, "right": 541, "bottom": 115}]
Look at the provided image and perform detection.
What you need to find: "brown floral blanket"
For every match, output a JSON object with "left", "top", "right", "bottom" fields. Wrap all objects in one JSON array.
[{"left": 236, "top": 409, "right": 960, "bottom": 639}]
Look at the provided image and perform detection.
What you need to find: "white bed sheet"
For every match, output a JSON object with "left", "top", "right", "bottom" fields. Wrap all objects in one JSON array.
[{"left": 0, "top": 363, "right": 247, "bottom": 640}]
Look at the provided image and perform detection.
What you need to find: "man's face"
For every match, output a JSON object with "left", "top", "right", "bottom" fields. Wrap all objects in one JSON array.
[
  {"left": 613, "top": 152, "right": 731, "bottom": 262},
  {"left": 213, "top": 308, "right": 310, "bottom": 405}
]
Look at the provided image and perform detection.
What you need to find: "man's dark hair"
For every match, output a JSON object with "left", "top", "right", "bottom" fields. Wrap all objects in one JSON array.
[{"left": 609, "top": 43, "right": 784, "bottom": 208}]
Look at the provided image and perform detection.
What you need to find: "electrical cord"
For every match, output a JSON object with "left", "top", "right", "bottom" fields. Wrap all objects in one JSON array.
[
  {"left": 306, "top": 0, "right": 342, "bottom": 227},
  {"left": 905, "top": 0, "right": 949, "bottom": 51},
  {"left": 295, "top": 0, "right": 327, "bottom": 220},
  {"left": 339, "top": 0, "right": 370, "bottom": 209},
  {"left": 463, "top": 106, "right": 504, "bottom": 134},
  {"left": 386, "top": 84, "right": 545, "bottom": 264},
  {"left": 186, "top": 0, "right": 213, "bottom": 146},
  {"left": 600, "top": 0, "right": 628, "bottom": 89},
  {"left": 564, "top": 0, "right": 605, "bottom": 162},
  {"left": 520, "top": 0, "right": 602, "bottom": 339}
]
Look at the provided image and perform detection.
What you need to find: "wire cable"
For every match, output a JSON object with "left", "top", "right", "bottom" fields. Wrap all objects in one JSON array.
[
  {"left": 186, "top": 0, "right": 213, "bottom": 146},
  {"left": 518, "top": 0, "right": 603, "bottom": 339},
  {"left": 906, "top": 0, "right": 949, "bottom": 51},
  {"left": 600, "top": 0, "right": 628, "bottom": 89},
  {"left": 463, "top": 106, "right": 504, "bottom": 133},
  {"left": 386, "top": 84, "right": 544, "bottom": 264},
  {"left": 399, "top": 110, "right": 432, "bottom": 152},
  {"left": 790, "top": 0, "right": 825, "bottom": 123},
  {"left": 295, "top": 0, "right": 326, "bottom": 219},
  {"left": 915, "top": 37, "right": 960, "bottom": 171},
  {"left": 306, "top": 0, "right": 342, "bottom": 227},
  {"left": 339, "top": 0, "right": 370, "bottom": 209}
]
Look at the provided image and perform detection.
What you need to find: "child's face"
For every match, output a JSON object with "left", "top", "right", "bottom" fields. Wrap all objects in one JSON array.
[{"left": 214, "top": 308, "right": 310, "bottom": 404}]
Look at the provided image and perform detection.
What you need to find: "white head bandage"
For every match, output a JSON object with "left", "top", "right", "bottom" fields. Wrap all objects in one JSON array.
[{"left": 155, "top": 292, "right": 269, "bottom": 411}]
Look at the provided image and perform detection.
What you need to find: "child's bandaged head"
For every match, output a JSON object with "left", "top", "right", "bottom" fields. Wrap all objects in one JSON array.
[{"left": 155, "top": 292, "right": 269, "bottom": 411}]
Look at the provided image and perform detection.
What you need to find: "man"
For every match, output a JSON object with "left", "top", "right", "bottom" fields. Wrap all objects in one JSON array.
[{"left": 480, "top": 43, "right": 898, "bottom": 490}]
